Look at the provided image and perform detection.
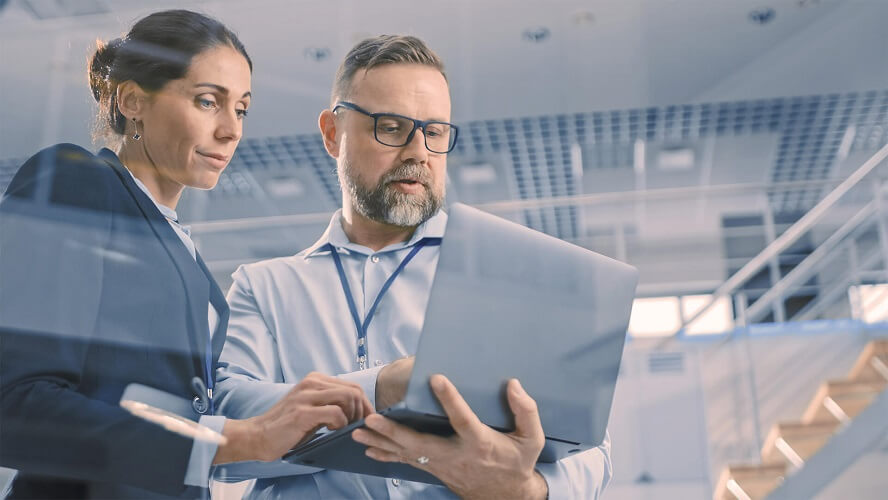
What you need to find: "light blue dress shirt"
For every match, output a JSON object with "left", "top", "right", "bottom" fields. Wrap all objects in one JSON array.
[
  {"left": 127, "top": 170, "right": 225, "bottom": 488},
  {"left": 215, "top": 209, "right": 612, "bottom": 499}
]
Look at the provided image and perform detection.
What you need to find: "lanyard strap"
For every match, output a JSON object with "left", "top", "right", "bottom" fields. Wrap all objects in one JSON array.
[
  {"left": 326, "top": 237, "right": 442, "bottom": 369},
  {"left": 204, "top": 333, "right": 214, "bottom": 413}
]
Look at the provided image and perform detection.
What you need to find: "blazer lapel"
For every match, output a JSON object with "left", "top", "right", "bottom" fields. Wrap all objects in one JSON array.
[
  {"left": 196, "top": 251, "right": 229, "bottom": 360},
  {"left": 97, "top": 149, "right": 210, "bottom": 378}
]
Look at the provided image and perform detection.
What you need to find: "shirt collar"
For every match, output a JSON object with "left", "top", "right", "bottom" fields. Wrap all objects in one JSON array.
[{"left": 304, "top": 208, "right": 448, "bottom": 259}]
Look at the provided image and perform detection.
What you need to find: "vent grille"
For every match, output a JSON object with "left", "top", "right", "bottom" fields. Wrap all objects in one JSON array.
[{"left": 648, "top": 352, "right": 685, "bottom": 374}]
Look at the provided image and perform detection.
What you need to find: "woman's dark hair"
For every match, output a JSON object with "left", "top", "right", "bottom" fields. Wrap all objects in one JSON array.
[{"left": 88, "top": 9, "right": 251, "bottom": 142}]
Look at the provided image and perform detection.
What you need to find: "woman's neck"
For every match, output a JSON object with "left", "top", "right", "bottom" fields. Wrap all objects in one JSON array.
[{"left": 118, "top": 145, "right": 184, "bottom": 210}]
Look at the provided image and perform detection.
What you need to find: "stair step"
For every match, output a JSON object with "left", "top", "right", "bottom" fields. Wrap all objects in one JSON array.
[
  {"left": 848, "top": 339, "right": 888, "bottom": 382},
  {"left": 760, "top": 421, "right": 839, "bottom": 465},
  {"left": 714, "top": 463, "right": 787, "bottom": 500},
  {"left": 801, "top": 379, "right": 886, "bottom": 423}
]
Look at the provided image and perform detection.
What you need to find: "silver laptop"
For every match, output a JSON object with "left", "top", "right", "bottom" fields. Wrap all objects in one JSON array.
[{"left": 284, "top": 203, "right": 637, "bottom": 484}]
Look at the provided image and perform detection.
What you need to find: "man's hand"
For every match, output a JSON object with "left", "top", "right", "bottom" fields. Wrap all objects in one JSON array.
[
  {"left": 375, "top": 356, "right": 414, "bottom": 410},
  {"left": 352, "top": 375, "right": 548, "bottom": 500},
  {"left": 214, "top": 371, "right": 373, "bottom": 464}
]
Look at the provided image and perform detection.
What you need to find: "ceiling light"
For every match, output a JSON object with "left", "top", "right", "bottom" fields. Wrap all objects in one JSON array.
[
  {"left": 658, "top": 146, "right": 695, "bottom": 171},
  {"left": 571, "top": 10, "right": 595, "bottom": 26},
  {"left": 748, "top": 7, "right": 776, "bottom": 25},
  {"left": 458, "top": 164, "right": 498, "bottom": 185},
  {"left": 522, "top": 27, "right": 550, "bottom": 43},
  {"left": 303, "top": 47, "right": 330, "bottom": 62},
  {"left": 266, "top": 178, "right": 305, "bottom": 198}
]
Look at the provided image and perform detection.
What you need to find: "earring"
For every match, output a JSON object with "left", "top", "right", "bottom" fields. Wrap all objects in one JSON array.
[{"left": 132, "top": 118, "right": 141, "bottom": 141}]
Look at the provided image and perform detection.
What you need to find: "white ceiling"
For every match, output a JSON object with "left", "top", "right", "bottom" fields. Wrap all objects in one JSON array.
[{"left": 1, "top": 0, "right": 885, "bottom": 158}]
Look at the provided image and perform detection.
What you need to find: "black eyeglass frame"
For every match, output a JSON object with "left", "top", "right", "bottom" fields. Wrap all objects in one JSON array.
[{"left": 332, "top": 101, "right": 459, "bottom": 154}]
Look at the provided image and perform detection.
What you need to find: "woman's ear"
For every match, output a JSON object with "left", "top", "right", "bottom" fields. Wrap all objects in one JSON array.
[{"left": 116, "top": 80, "right": 150, "bottom": 121}]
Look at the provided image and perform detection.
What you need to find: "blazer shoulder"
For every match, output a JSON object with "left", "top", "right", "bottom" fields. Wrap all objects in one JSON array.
[{"left": 3, "top": 143, "right": 118, "bottom": 210}]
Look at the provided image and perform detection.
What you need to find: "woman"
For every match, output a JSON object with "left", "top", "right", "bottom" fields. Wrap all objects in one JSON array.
[{"left": 0, "top": 10, "right": 371, "bottom": 499}]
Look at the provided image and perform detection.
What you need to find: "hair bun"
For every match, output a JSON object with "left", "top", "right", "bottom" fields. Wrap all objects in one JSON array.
[{"left": 88, "top": 37, "right": 124, "bottom": 102}]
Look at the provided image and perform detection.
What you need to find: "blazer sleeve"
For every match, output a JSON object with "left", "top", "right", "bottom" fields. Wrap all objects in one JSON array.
[{"left": 0, "top": 145, "right": 202, "bottom": 495}]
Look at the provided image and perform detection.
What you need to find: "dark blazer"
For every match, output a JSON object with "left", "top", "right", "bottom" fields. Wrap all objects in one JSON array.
[{"left": 0, "top": 144, "right": 229, "bottom": 499}]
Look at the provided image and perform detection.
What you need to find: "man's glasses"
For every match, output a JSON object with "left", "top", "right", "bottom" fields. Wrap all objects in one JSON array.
[{"left": 333, "top": 101, "right": 459, "bottom": 154}]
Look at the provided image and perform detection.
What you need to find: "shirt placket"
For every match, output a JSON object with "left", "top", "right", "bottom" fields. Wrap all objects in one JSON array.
[{"left": 360, "top": 250, "right": 389, "bottom": 370}]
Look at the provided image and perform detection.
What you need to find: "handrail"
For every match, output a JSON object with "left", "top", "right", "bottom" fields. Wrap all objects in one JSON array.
[
  {"left": 743, "top": 200, "right": 877, "bottom": 323},
  {"left": 792, "top": 246, "right": 883, "bottom": 322},
  {"left": 674, "top": 142, "right": 888, "bottom": 334}
]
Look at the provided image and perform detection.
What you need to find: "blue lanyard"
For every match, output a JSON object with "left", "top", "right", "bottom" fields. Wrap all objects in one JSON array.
[
  {"left": 325, "top": 237, "right": 442, "bottom": 369},
  {"left": 204, "top": 334, "right": 214, "bottom": 413}
]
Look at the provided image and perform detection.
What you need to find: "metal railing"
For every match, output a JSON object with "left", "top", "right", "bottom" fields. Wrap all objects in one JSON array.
[{"left": 676, "top": 143, "right": 888, "bottom": 334}]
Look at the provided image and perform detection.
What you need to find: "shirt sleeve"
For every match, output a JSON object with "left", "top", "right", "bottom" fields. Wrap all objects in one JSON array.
[
  {"left": 215, "top": 266, "right": 295, "bottom": 419},
  {"left": 337, "top": 364, "right": 385, "bottom": 410},
  {"left": 183, "top": 415, "right": 226, "bottom": 487},
  {"left": 214, "top": 265, "right": 390, "bottom": 482},
  {"left": 214, "top": 265, "right": 331, "bottom": 483},
  {"left": 535, "top": 430, "right": 613, "bottom": 500}
]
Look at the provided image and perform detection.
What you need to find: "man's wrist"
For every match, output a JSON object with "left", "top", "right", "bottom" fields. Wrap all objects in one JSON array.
[
  {"left": 213, "top": 418, "right": 260, "bottom": 464},
  {"left": 527, "top": 469, "right": 549, "bottom": 500},
  {"left": 375, "top": 364, "right": 394, "bottom": 410}
]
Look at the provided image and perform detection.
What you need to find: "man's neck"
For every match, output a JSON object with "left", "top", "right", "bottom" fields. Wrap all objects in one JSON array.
[{"left": 340, "top": 209, "right": 417, "bottom": 252}]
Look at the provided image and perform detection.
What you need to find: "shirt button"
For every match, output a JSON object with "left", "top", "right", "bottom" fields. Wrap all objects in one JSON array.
[
  {"left": 371, "top": 255, "right": 380, "bottom": 263},
  {"left": 375, "top": 359, "right": 383, "bottom": 367},
  {"left": 392, "top": 479, "right": 401, "bottom": 487}
]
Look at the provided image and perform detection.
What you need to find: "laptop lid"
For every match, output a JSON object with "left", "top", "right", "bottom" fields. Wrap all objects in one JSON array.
[{"left": 403, "top": 203, "right": 637, "bottom": 446}]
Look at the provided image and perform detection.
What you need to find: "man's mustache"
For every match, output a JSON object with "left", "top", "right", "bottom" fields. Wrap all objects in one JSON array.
[{"left": 380, "top": 163, "right": 432, "bottom": 188}]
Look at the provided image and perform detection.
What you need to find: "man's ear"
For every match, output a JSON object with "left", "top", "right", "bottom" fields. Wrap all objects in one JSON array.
[
  {"left": 319, "top": 109, "right": 341, "bottom": 158},
  {"left": 116, "top": 80, "right": 150, "bottom": 121}
]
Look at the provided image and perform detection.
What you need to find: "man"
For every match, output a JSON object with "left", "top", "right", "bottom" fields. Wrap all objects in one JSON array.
[{"left": 215, "top": 35, "right": 612, "bottom": 499}]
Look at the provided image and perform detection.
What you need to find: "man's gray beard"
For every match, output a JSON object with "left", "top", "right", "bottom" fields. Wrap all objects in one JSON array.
[{"left": 340, "top": 160, "right": 444, "bottom": 227}]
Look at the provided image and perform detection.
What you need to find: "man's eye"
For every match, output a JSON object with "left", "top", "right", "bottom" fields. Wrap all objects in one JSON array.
[{"left": 378, "top": 123, "right": 401, "bottom": 133}]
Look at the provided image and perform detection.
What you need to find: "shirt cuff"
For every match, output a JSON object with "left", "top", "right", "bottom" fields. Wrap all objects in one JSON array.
[
  {"left": 337, "top": 364, "right": 385, "bottom": 410},
  {"left": 536, "top": 463, "right": 565, "bottom": 500},
  {"left": 183, "top": 415, "right": 226, "bottom": 487}
]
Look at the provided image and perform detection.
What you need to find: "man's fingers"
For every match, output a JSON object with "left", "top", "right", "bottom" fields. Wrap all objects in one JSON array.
[
  {"left": 430, "top": 374, "right": 483, "bottom": 439},
  {"left": 300, "top": 372, "right": 363, "bottom": 393},
  {"left": 351, "top": 427, "right": 402, "bottom": 454},
  {"left": 364, "top": 414, "right": 447, "bottom": 451},
  {"left": 360, "top": 393, "right": 375, "bottom": 418},
  {"left": 303, "top": 404, "right": 349, "bottom": 431},
  {"left": 299, "top": 387, "right": 365, "bottom": 421},
  {"left": 298, "top": 371, "right": 340, "bottom": 389},
  {"left": 364, "top": 447, "right": 402, "bottom": 464},
  {"left": 506, "top": 378, "right": 544, "bottom": 444},
  {"left": 298, "top": 373, "right": 372, "bottom": 421}
]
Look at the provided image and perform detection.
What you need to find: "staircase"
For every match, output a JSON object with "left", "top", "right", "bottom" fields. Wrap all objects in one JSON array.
[{"left": 713, "top": 339, "right": 888, "bottom": 500}]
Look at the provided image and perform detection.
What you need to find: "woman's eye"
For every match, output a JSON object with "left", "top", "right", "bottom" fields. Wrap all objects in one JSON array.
[
  {"left": 236, "top": 109, "right": 249, "bottom": 119},
  {"left": 198, "top": 97, "right": 217, "bottom": 109}
]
